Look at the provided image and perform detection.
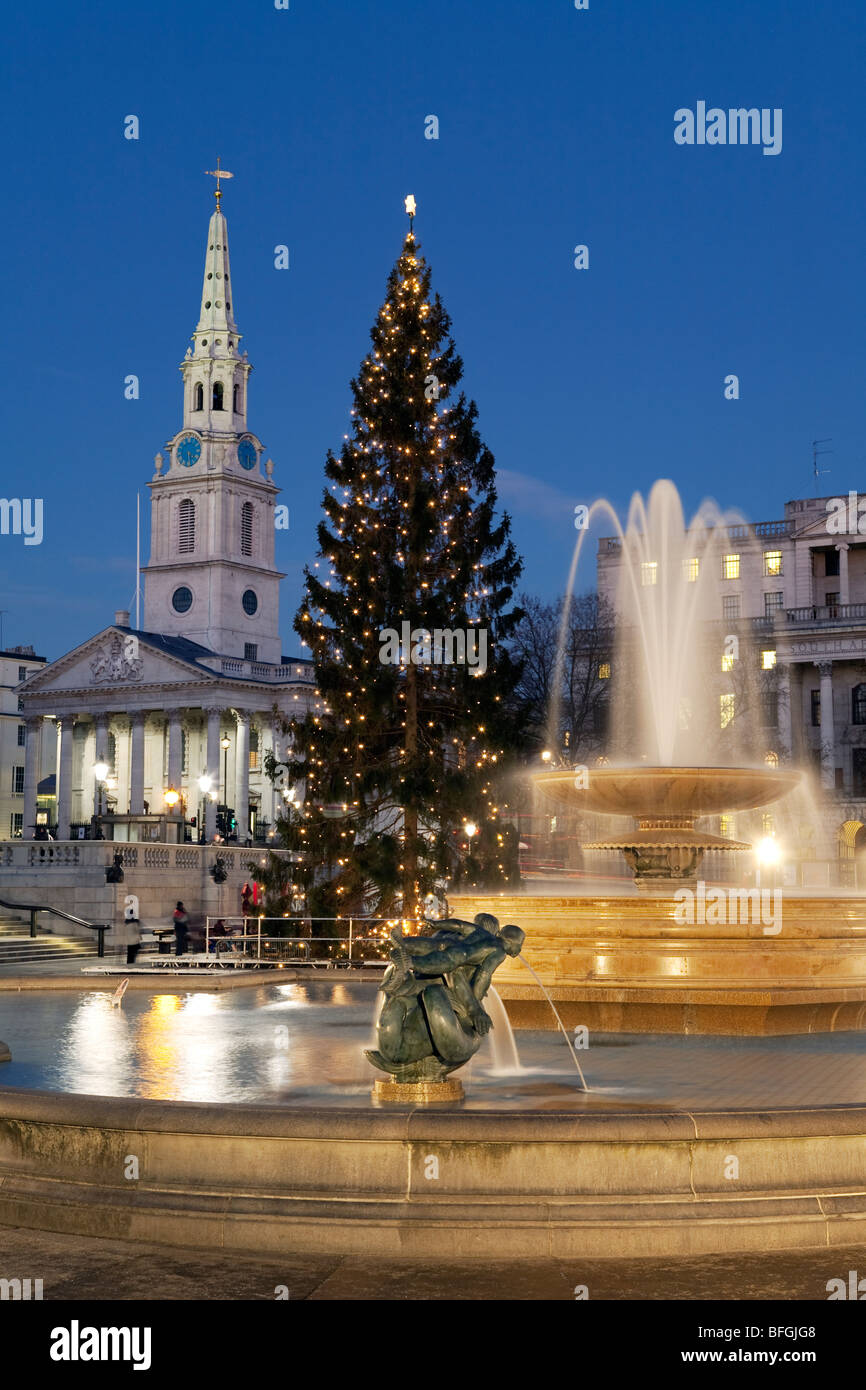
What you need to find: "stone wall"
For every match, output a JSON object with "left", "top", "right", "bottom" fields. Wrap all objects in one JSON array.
[{"left": 0, "top": 840, "right": 284, "bottom": 939}]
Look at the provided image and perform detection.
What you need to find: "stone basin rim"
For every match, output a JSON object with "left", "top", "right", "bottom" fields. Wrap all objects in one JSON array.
[{"left": 2, "top": 1085, "right": 866, "bottom": 1141}]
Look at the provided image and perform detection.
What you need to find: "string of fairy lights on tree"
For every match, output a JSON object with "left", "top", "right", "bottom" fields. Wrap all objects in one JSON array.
[{"left": 261, "top": 198, "right": 526, "bottom": 923}]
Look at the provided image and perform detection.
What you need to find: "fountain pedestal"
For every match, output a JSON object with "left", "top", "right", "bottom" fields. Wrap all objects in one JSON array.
[{"left": 585, "top": 819, "right": 750, "bottom": 891}]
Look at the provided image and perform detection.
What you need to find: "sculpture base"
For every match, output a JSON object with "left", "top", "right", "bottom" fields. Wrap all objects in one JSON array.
[{"left": 372, "top": 1077, "right": 464, "bottom": 1105}]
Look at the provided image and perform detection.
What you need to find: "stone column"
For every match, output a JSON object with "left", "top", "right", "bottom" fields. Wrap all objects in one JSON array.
[
  {"left": 205, "top": 707, "right": 221, "bottom": 841},
  {"left": 258, "top": 721, "right": 273, "bottom": 832},
  {"left": 54, "top": 719, "right": 62, "bottom": 831},
  {"left": 776, "top": 663, "right": 793, "bottom": 761},
  {"left": 235, "top": 710, "right": 250, "bottom": 844},
  {"left": 115, "top": 718, "right": 130, "bottom": 817},
  {"left": 816, "top": 661, "right": 836, "bottom": 788},
  {"left": 21, "top": 717, "right": 42, "bottom": 840},
  {"left": 57, "top": 717, "right": 75, "bottom": 839},
  {"left": 129, "top": 712, "right": 145, "bottom": 814},
  {"left": 837, "top": 543, "right": 850, "bottom": 606}
]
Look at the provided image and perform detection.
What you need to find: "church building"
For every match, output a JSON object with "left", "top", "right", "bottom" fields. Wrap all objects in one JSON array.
[{"left": 16, "top": 186, "right": 318, "bottom": 844}]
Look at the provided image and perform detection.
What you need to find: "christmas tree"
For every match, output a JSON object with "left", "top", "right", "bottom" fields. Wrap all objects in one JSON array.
[{"left": 270, "top": 205, "right": 525, "bottom": 923}]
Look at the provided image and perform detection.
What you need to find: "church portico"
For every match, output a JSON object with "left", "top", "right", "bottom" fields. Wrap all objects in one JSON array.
[{"left": 20, "top": 648, "right": 316, "bottom": 842}]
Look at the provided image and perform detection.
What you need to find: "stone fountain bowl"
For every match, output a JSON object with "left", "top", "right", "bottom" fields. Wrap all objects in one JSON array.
[{"left": 536, "top": 765, "right": 802, "bottom": 821}]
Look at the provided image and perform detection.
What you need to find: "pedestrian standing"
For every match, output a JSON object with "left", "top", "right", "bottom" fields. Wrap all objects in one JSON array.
[
  {"left": 126, "top": 916, "right": 142, "bottom": 966},
  {"left": 173, "top": 901, "right": 190, "bottom": 956}
]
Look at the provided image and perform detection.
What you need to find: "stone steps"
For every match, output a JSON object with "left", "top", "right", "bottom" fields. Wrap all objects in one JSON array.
[
  {"left": 0, "top": 935, "right": 98, "bottom": 966},
  {"left": 0, "top": 915, "right": 34, "bottom": 936}
]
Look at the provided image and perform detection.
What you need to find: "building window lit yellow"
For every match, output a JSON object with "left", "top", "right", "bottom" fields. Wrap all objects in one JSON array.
[
  {"left": 763, "top": 550, "right": 783, "bottom": 577},
  {"left": 721, "top": 651, "right": 735, "bottom": 673},
  {"left": 598, "top": 662, "right": 611, "bottom": 679},
  {"left": 762, "top": 813, "right": 775, "bottom": 835},
  {"left": 764, "top": 751, "right": 779, "bottom": 767},
  {"left": 720, "top": 693, "right": 735, "bottom": 728},
  {"left": 641, "top": 561, "right": 658, "bottom": 586},
  {"left": 762, "top": 649, "right": 777, "bottom": 669},
  {"left": 719, "top": 815, "right": 732, "bottom": 838},
  {"left": 722, "top": 553, "right": 740, "bottom": 580},
  {"left": 683, "top": 557, "right": 699, "bottom": 582}
]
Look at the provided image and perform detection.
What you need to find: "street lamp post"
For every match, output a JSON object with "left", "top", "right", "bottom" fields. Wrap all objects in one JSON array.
[
  {"left": 92, "top": 761, "right": 109, "bottom": 833},
  {"left": 197, "top": 773, "right": 213, "bottom": 842},
  {"left": 163, "top": 787, "right": 180, "bottom": 831}
]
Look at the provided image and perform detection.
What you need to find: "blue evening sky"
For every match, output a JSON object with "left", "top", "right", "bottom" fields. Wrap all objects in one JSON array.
[{"left": 2, "top": 0, "right": 864, "bottom": 659}]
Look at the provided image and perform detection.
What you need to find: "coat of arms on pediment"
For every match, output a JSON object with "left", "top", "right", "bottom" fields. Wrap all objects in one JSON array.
[{"left": 90, "top": 633, "right": 144, "bottom": 685}]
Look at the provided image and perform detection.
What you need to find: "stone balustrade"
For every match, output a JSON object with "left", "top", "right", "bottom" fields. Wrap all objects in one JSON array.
[{"left": 0, "top": 840, "right": 287, "bottom": 936}]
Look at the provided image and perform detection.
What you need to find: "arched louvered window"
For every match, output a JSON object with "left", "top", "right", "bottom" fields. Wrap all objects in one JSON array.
[
  {"left": 213, "top": 381, "right": 224, "bottom": 410},
  {"left": 193, "top": 382, "right": 203, "bottom": 411},
  {"left": 233, "top": 382, "right": 240, "bottom": 413},
  {"left": 178, "top": 499, "right": 195, "bottom": 553},
  {"left": 241, "top": 502, "right": 253, "bottom": 557}
]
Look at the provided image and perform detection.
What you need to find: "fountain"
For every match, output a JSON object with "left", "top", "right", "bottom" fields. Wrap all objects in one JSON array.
[
  {"left": 2, "top": 478, "right": 866, "bottom": 1263},
  {"left": 452, "top": 481, "right": 866, "bottom": 1035},
  {"left": 537, "top": 764, "right": 801, "bottom": 889}
]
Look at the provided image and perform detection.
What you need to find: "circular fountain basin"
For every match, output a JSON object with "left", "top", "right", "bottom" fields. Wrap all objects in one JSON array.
[
  {"left": 2, "top": 979, "right": 866, "bottom": 1260},
  {"left": 536, "top": 765, "right": 803, "bottom": 820}
]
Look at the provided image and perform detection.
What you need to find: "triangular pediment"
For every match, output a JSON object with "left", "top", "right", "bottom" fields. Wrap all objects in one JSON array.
[
  {"left": 19, "top": 627, "right": 219, "bottom": 697},
  {"left": 790, "top": 511, "right": 842, "bottom": 541}
]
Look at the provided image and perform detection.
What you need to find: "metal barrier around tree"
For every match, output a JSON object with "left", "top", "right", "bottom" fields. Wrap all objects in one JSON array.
[{"left": 198, "top": 916, "right": 398, "bottom": 965}]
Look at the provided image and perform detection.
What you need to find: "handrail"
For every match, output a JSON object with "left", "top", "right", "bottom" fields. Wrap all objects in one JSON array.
[{"left": 0, "top": 896, "right": 111, "bottom": 955}]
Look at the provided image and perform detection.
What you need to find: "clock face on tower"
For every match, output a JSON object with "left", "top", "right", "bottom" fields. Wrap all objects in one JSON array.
[
  {"left": 176, "top": 433, "right": 202, "bottom": 467},
  {"left": 237, "top": 438, "right": 257, "bottom": 470}
]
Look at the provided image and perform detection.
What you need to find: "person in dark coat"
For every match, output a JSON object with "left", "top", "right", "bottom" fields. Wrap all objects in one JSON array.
[
  {"left": 126, "top": 917, "right": 142, "bottom": 966},
  {"left": 173, "top": 901, "right": 190, "bottom": 956}
]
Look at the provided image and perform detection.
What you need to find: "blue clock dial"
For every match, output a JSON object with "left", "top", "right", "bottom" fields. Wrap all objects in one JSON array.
[
  {"left": 237, "top": 438, "right": 257, "bottom": 470},
  {"left": 177, "top": 434, "right": 201, "bottom": 467}
]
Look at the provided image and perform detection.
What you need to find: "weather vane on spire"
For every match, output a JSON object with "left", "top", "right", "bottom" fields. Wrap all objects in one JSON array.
[
  {"left": 404, "top": 193, "right": 416, "bottom": 231},
  {"left": 205, "top": 156, "right": 234, "bottom": 211}
]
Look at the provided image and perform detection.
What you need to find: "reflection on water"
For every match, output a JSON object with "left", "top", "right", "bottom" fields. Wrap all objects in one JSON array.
[
  {"left": 0, "top": 982, "right": 395, "bottom": 1104},
  {"left": 3, "top": 982, "right": 866, "bottom": 1110},
  {"left": 0, "top": 981, "right": 572, "bottom": 1104}
]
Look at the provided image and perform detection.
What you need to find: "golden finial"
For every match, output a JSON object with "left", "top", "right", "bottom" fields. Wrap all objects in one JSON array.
[{"left": 204, "top": 156, "right": 234, "bottom": 211}]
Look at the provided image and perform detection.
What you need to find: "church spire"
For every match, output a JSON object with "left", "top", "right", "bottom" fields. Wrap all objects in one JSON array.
[
  {"left": 179, "top": 175, "right": 251, "bottom": 432},
  {"left": 144, "top": 174, "right": 282, "bottom": 663},
  {"left": 193, "top": 163, "right": 241, "bottom": 360}
]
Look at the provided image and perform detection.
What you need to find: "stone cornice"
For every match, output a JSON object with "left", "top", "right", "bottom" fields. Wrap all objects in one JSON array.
[
  {"left": 22, "top": 677, "right": 316, "bottom": 717},
  {"left": 780, "top": 635, "right": 866, "bottom": 661}
]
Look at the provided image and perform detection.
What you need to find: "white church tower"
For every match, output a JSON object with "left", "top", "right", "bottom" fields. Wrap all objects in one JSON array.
[{"left": 142, "top": 169, "right": 285, "bottom": 665}]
